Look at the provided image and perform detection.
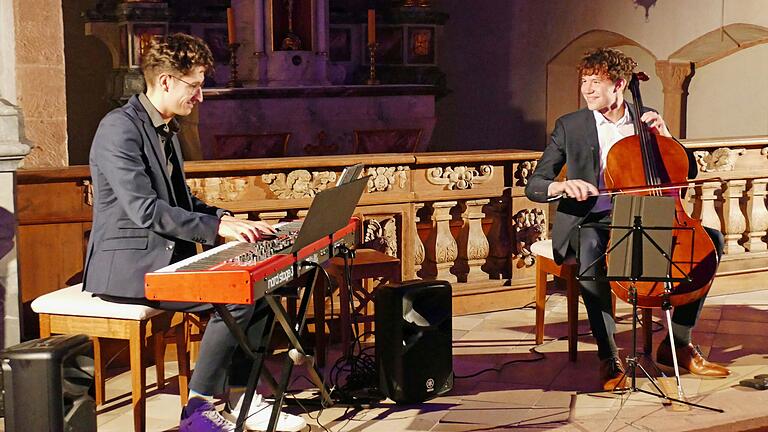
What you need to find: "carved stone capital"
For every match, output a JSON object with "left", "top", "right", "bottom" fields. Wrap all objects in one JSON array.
[
  {"left": 366, "top": 166, "right": 409, "bottom": 193},
  {"left": 262, "top": 170, "right": 336, "bottom": 199},
  {"left": 693, "top": 148, "right": 745, "bottom": 172},
  {"left": 655, "top": 61, "right": 692, "bottom": 94},
  {"left": 426, "top": 165, "right": 493, "bottom": 190},
  {"left": 187, "top": 176, "right": 249, "bottom": 203}
]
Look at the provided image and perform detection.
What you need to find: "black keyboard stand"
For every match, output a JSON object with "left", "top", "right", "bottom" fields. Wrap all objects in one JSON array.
[{"left": 212, "top": 263, "right": 333, "bottom": 432}]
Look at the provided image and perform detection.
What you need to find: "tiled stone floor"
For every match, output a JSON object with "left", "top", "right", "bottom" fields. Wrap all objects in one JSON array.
[{"left": 39, "top": 289, "right": 768, "bottom": 431}]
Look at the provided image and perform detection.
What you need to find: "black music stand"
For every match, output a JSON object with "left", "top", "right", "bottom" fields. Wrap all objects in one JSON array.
[
  {"left": 215, "top": 176, "right": 369, "bottom": 432},
  {"left": 576, "top": 195, "right": 722, "bottom": 413}
]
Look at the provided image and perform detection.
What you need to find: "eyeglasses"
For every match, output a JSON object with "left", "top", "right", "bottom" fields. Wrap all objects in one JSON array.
[{"left": 171, "top": 75, "right": 204, "bottom": 93}]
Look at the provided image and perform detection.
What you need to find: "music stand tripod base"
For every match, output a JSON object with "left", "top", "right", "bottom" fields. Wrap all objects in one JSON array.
[{"left": 575, "top": 208, "right": 723, "bottom": 413}]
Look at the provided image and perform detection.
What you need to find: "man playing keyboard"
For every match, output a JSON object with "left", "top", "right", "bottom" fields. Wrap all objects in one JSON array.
[{"left": 82, "top": 33, "right": 306, "bottom": 432}]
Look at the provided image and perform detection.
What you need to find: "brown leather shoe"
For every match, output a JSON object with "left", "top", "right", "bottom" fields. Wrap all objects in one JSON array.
[
  {"left": 656, "top": 342, "right": 731, "bottom": 378},
  {"left": 600, "top": 357, "right": 627, "bottom": 391}
]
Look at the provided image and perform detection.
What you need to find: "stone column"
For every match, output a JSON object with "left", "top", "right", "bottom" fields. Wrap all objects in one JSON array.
[
  {"left": 0, "top": 101, "right": 31, "bottom": 348},
  {"left": 655, "top": 60, "right": 692, "bottom": 138},
  {"left": 2, "top": 0, "right": 31, "bottom": 347}
]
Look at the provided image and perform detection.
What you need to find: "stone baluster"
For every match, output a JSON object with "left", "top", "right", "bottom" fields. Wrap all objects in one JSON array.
[
  {"left": 481, "top": 195, "right": 511, "bottom": 280},
  {"left": 455, "top": 199, "right": 490, "bottom": 282},
  {"left": 413, "top": 203, "right": 426, "bottom": 276},
  {"left": 420, "top": 201, "right": 458, "bottom": 283},
  {"left": 697, "top": 181, "right": 722, "bottom": 232},
  {"left": 722, "top": 179, "right": 747, "bottom": 255},
  {"left": 745, "top": 178, "right": 768, "bottom": 252}
]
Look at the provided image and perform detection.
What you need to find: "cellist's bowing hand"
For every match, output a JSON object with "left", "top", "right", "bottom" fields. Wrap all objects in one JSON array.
[
  {"left": 548, "top": 179, "right": 599, "bottom": 201},
  {"left": 641, "top": 111, "right": 672, "bottom": 137}
]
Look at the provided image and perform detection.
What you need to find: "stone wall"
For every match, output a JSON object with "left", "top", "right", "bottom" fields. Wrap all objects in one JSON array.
[
  {"left": 13, "top": 0, "right": 68, "bottom": 167},
  {"left": 433, "top": 0, "right": 768, "bottom": 151}
]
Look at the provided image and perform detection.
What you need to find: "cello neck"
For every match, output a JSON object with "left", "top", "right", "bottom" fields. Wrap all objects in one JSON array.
[{"left": 628, "top": 72, "right": 661, "bottom": 186}]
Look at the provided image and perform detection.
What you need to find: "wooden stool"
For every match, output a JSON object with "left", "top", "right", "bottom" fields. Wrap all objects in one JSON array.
[
  {"left": 317, "top": 249, "right": 401, "bottom": 361},
  {"left": 31, "top": 284, "right": 190, "bottom": 432},
  {"left": 531, "top": 240, "right": 652, "bottom": 362}
]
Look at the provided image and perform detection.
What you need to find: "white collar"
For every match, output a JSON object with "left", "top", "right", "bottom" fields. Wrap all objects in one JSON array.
[{"left": 593, "top": 103, "right": 632, "bottom": 126}]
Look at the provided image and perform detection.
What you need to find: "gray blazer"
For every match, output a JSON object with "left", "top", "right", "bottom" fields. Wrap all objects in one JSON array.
[
  {"left": 525, "top": 104, "right": 653, "bottom": 264},
  {"left": 83, "top": 95, "right": 224, "bottom": 298}
]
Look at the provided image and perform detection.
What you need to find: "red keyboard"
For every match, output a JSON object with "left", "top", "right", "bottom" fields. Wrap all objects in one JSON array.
[{"left": 145, "top": 219, "right": 357, "bottom": 304}]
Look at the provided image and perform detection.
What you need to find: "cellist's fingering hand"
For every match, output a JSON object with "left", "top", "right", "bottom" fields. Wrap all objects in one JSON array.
[
  {"left": 640, "top": 111, "right": 672, "bottom": 137},
  {"left": 548, "top": 179, "right": 599, "bottom": 201}
]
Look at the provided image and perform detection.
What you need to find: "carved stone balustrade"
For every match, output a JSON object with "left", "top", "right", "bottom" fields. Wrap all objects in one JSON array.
[
  {"left": 16, "top": 139, "right": 768, "bottom": 337},
  {"left": 14, "top": 149, "right": 542, "bottom": 335},
  {"left": 683, "top": 136, "right": 768, "bottom": 295}
]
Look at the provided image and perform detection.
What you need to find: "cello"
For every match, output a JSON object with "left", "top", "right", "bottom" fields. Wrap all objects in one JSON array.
[{"left": 603, "top": 72, "right": 718, "bottom": 308}]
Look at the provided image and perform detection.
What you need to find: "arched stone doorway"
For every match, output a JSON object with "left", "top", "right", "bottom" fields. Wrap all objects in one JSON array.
[
  {"left": 671, "top": 23, "right": 768, "bottom": 139},
  {"left": 545, "top": 30, "right": 659, "bottom": 136}
]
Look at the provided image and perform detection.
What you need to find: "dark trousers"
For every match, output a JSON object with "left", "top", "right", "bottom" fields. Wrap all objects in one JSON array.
[
  {"left": 569, "top": 211, "right": 724, "bottom": 360},
  {"left": 97, "top": 294, "right": 272, "bottom": 396}
]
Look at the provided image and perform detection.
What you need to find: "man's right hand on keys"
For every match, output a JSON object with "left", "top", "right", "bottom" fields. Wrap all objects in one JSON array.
[{"left": 218, "top": 215, "right": 276, "bottom": 242}]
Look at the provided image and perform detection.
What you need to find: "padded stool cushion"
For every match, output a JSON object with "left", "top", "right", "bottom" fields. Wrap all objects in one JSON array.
[
  {"left": 31, "top": 284, "right": 165, "bottom": 320},
  {"left": 530, "top": 239, "right": 577, "bottom": 265},
  {"left": 530, "top": 239, "right": 554, "bottom": 260}
]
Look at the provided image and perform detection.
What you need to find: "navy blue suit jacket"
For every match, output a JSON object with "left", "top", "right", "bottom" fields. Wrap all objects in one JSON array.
[{"left": 83, "top": 95, "right": 223, "bottom": 298}]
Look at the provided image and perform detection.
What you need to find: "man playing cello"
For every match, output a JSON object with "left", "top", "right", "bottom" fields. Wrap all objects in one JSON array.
[{"left": 525, "top": 48, "right": 730, "bottom": 391}]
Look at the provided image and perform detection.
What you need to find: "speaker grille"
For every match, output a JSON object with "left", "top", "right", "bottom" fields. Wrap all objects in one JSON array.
[{"left": 376, "top": 279, "right": 453, "bottom": 404}]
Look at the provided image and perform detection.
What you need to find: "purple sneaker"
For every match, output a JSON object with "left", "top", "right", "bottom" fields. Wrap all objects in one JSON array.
[{"left": 180, "top": 398, "right": 235, "bottom": 432}]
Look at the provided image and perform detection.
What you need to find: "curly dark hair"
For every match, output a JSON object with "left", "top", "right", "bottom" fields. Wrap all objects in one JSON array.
[
  {"left": 578, "top": 48, "right": 637, "bottom": 82},
  {"left": 141, "top": 33, "right": 214, "bottom": 84}
]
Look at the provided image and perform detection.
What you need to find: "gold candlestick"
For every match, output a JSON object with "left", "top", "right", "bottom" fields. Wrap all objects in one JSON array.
[
  {"left": 367, "top": 43, "right": 380, "bottom": 85},
  {"left": 227, "top": 43, "right": 243, "bottom": 88}
]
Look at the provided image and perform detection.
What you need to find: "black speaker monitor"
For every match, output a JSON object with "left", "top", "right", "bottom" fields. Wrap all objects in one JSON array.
[
  {"left": 1, "top": 334, "right": 95, "bottom": 432},
  {"left": 375, "top": 279, "right": 453, "bottom": 404}
]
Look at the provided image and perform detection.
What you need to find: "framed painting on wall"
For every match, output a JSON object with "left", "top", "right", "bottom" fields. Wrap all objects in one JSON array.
[{"left": 407, "top": 27, "right": 435, "bottom": 64}]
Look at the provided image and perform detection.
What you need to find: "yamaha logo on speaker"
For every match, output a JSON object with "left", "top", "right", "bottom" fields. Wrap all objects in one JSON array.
[{"left": 426, "top": 378, "right": 435, "bottom": 392}]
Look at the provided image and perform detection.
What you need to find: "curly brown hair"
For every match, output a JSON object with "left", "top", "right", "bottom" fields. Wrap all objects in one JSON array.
[
  {"left": 141, "top": 33, "right": 214, "bottom": 84},
  {"left": 578, "top": 48, "right": 637, "bottom": 82}
]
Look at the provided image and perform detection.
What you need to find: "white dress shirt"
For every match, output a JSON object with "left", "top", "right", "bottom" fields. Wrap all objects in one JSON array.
[{"left": 591, "top": 104, "right": 635, "bottom": 213}]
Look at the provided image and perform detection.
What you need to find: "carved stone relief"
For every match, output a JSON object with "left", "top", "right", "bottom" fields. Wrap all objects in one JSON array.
[
  {"left": 514, "top": 160, "right": 537, "bottom": 186},
  {"left": 366, "top": 166, "right": 409, "bottom": 192},
  {"left": 363, "top": 217, "right": 398, "bottom": 257},
  {"left": 82, "top": 180, "right": 93, "bottom": 207},
  {"left": 693, "top": 148, "right": 745, "bottom": 172},
  {"left": 187, "top": 177, "right": 249, "bottom": 202},
  {"left": 512, "top": 208, "right": 546, "bottom": 267},
  {"left": 261, "top": 170, "right": 336, "bottom": 199},
  {"left": 426, "top": 165, "right": 493, "bottom": 190}
]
